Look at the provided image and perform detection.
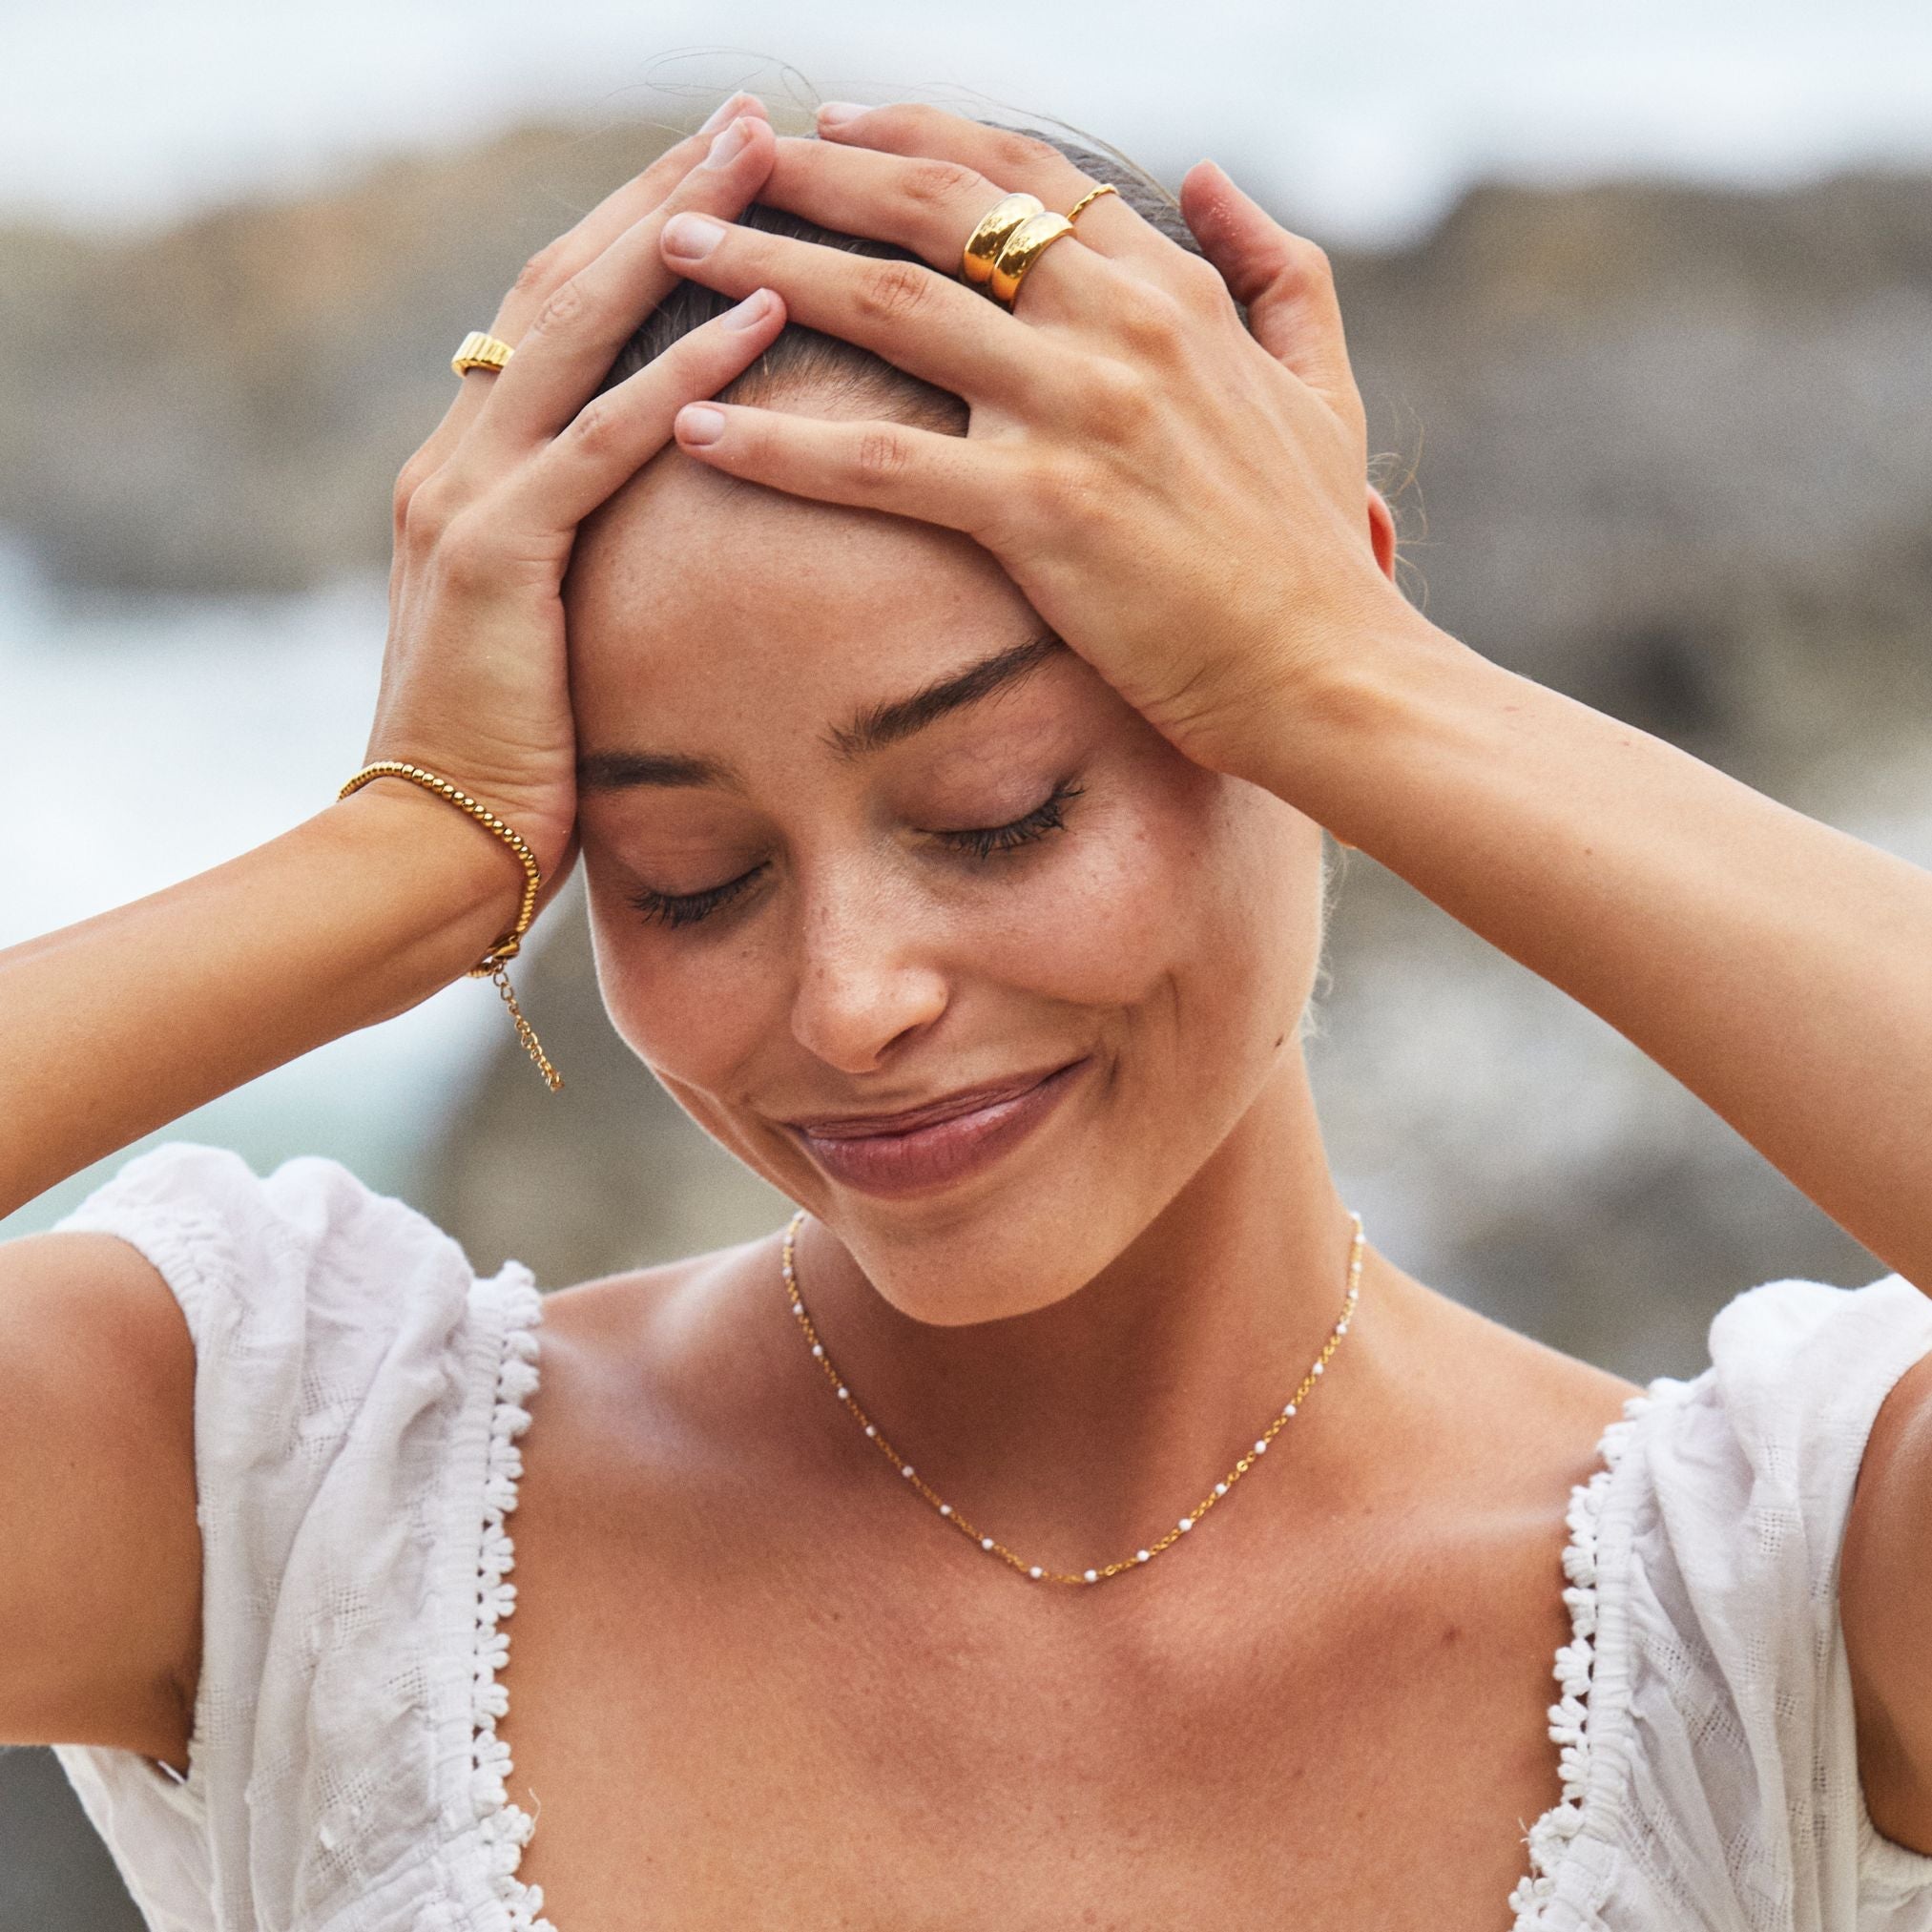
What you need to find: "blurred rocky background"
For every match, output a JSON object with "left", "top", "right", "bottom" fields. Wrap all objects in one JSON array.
[{"left": 4, "top": 107, "right": 1930, "bottom": 1926}]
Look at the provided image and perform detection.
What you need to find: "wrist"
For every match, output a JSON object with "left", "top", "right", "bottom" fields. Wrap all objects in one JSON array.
[
  {"left": 328, "top": 777, "right": 538, "bottom": 965},
  {"left": 1243, "top": 599, "right": 1496, "bottom": 830}
]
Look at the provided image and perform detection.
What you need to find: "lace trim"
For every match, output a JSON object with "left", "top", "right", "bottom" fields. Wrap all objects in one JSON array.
[
  {"left": 1506, "top": 1392, "right": 1651, "bottom": 1928},
  {"left": 467, "top": 1271, "right": 555, "bottom": 1932}
]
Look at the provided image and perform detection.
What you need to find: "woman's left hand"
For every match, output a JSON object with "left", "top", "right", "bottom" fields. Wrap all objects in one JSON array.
[{"left": 656, "top": 102, "right": 1423, "bottom": 788}]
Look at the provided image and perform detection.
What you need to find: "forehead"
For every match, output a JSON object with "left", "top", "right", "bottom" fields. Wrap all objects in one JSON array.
[{"left": 566, "top": 435, "right": 1039, "bottom": 740}]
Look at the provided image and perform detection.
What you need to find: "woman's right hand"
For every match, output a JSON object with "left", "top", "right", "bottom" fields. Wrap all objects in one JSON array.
[{"left": 364, "top": 93, "right": 789, "bottom": 907}]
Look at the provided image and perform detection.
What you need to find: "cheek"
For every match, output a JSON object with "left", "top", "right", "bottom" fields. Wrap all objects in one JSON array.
[{"left": 584, "top": 874, "right": 775, "bottom": 1084}]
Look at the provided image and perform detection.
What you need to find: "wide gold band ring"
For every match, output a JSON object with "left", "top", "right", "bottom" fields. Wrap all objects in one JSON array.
[
  {"left": 961, "top": 193, "right": 1046, "bottom": 287},
  {"left": 988, "top": 211, "right": 1077, "bottom": 309},
  {"left": 452, "top": 330, "right": 515, "bottom": 378}
]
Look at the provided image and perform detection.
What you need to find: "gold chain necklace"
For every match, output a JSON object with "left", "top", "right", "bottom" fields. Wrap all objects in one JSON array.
[{"left": 779, "top": 1207, "right": 1366, "bottom": 1586}]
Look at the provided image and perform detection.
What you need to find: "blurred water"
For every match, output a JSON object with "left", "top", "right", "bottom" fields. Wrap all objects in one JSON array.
[{"left": 1, "top": 537, "right": 498, "bottom": 1238}]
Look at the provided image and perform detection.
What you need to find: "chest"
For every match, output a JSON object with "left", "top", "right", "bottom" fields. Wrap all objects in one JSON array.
[{"left": 492, "top": 1447, "right": 1576, "bottom": 1932}]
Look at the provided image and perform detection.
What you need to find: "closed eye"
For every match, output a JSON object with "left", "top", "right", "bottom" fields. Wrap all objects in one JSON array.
[
  {"left": 930, "top": 779, "right": 1084, "bottom": 862},
  {"left": 626, "top": 781, "right": 1085, "bottom": 930}
]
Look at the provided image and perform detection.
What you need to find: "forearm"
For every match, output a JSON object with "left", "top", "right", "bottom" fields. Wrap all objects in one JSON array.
[
  {"left": 0, "top": 783, "right": 530, "bottom": 1216},
  {"left": 1269, "top": 612, "right": 1932, "bottom": 1292}
]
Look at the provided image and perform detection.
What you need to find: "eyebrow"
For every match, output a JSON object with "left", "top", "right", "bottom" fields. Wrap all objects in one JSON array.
[{"left": 575, "top": 632, "right": 1069, "bottom": 794}]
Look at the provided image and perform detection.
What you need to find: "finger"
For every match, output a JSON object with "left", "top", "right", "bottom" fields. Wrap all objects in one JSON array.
[
  {"left": 670, "top": 399, "right": 1015, "bottom": 535},
  {"left": 1177, "top": 160, "right": 1359, "bottom": 409},
  {"left": 493, "top": 93, "right": 775, "bottom": 340},
  {"left": 417, "top": 93, "right": 773, "bottom": 467},
  {"left": 814, "top": 101, "right": 1169, "bottom": 270},
  {"left": 504, "top": 287, "right": 788, "bottom": 531},
  {"left": 657, "top": 209, "right": 1084, "bottom": 411},
  {"left": 499, "top": 94, "right": 775, "bottom": 330},
  {"left": 469, "top": 115, "right": 781, "bottom": 460}
]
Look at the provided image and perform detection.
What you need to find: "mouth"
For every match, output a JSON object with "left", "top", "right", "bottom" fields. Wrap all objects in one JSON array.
[{"left": 781, "top": 1056, "right": 1091, "bottom": 1198}]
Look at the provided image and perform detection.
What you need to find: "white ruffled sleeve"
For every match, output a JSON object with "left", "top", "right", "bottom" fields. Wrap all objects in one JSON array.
[
  {"left": 1515, "top": 1270, "right": 1932, "bottom": 1931},
  {"left": 44, "top": 1138, "right": 548, "bottom": 1932}
]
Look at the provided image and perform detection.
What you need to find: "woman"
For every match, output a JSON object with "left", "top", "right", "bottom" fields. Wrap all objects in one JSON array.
[{"left": 2, "top": 88, "right": 1930, "bottom": 1931}]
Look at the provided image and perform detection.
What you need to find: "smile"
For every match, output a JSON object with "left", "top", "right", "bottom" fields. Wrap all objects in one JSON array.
[{"left": 783, "top": 1057, "right": 1090, "bottom": 1198}]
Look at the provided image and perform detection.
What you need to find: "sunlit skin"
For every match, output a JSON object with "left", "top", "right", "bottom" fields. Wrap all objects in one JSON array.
[
  {"left": 562, "top": 397, "right": 1387, "bottom": 1538},
  {"left": 8, "top": 88, "right": 1932, "bottom": 1932}
]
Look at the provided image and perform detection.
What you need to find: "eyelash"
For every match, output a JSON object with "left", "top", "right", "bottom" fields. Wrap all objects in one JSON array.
[{"left": 625, "top": 780, "right": 1087, "bottom": 931}]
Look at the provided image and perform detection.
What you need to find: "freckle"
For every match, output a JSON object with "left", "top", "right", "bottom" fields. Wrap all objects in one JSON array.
[
  {"left": 1274, "top": 1033, "right": 1286, "bottom": 1049},
  {"left": 1441, "top": 1621, "right": 1461, "bottom": 1646}
]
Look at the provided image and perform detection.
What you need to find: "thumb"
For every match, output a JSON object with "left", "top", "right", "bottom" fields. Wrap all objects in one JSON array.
[{"left": 1180, "top": 159, "right": 1358, "bottom": 408}]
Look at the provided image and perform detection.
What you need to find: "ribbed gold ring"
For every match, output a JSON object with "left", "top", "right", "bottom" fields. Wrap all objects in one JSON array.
[
  {"left": 988, "top": 211, "right": 1077, "bottom": 309},
  {"left": 961, "top": 193, "right": 1046, "bottom": 288},
  {"left": 1064, "top": 182, "right": 1118, "bottom": 226},
  {"left": 451, "top": 330, "right": 515, "bottom": 379}
]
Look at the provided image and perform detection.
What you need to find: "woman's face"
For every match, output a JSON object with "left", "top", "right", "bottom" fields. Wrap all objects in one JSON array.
[{"left": 565, "top": 397, "right": 1325, "bottom": 1325}]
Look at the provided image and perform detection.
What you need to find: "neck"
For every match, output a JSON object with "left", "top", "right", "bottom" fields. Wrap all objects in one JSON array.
[{"left": 783, "top": 1059, "right": 1383, "bottom": 1565}]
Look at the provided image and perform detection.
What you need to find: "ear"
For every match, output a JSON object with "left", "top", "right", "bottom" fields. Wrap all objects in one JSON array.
[{"left": 1366, "top": 485, "right": 1398, "bottom": 581}]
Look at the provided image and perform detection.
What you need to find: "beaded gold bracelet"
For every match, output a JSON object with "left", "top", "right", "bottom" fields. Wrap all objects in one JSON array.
[{"left": 337, "top": 760, "right": 562, "bottom": 1091}]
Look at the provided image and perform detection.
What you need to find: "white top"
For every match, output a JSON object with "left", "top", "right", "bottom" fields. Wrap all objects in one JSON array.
[{"left": 45, "top": 1140, "right": 1932, "bottom": 1931}]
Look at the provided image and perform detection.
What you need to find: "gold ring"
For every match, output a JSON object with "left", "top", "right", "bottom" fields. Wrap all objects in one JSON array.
[
  {"left": 452, "top": 330, "right": 515, "bottom": 378},
  {"left": 988, "top": 212, "right": 1076, "bottom": 309},
  {"left": 1064, "top": 182, "right": 1118, "bottom": 226},
  {"left": 961, "top": 193, "right": 1045, "bottom": 287}
]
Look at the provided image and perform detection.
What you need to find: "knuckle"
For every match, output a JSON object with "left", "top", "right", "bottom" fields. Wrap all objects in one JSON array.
[
  {"left": 528, "top": 276, "right": 590, "bottom": 340},
  {"left": 431, "top": 509, "right": 503, "bottom": 591},
  {"left": 511, "top": 240, "right": 569, "bottom": 303},
  {"left": 899, "top": 157, "right": 983, "bottom": 209},
  {"left": 1173, "top": 250, "right": 1236, "bottom": 314},
  {"left": 1089, "top": 358, "right": 1156, "bottom": 431},
  {"left": 1294, "top": 237, "right": 1336, "bottom": 288},
  {"left": 400, "top": 470, "right": 459, "bottom": 549},
  {"left": 856, "top": 259, "right": 939, "bottom": 328},
  {"left": 853, "top": 426, "right": 910, "bottom": 487},
  {"left": 391, "top": 459, "right": 430, "bottom": 533},
  {"left": 1116, "top": 284, "right": 1191, "bottom": 360},
  {"left": 567, "top": 394, "right": 627, "bottom": 458},
  {"left": 987, "top": 128, "right": 1058, "bottom": 175}
]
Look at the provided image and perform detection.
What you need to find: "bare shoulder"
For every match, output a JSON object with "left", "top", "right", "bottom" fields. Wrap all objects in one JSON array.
[
  {"left": 1369, "top": 1256, "right": 1643, "bottom": 1484},
  {"left": 521, "top": 1229, "right": 798, "bottom": 1482}
]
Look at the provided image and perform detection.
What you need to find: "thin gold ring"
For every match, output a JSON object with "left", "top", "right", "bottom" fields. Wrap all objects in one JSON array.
[
  {"left": 1064, "top": 182, "right": 1118, "bottom": 226},
  {"left": 988, "top": 211, "right": 1077, "bottom": 309},
  {"left": 452, "top": 330, "right": 515, "bottom": 378},
  {"left": 961, "top": 192, "right": 1046, "bottom": 287}
]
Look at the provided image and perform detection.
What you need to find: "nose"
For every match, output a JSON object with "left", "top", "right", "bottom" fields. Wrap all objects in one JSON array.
[{"left": 789, "top": 863, "right": 950, "bottom": 1074}]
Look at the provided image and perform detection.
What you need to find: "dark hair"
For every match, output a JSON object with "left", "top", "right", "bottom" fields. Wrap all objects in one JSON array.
[{"left": 598, "top": 127, "right": 1225, "bottom": 429}]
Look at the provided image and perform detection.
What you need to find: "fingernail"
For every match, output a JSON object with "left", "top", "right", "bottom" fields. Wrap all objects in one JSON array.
[
  {"left": 698, "top": 93, "right": 746, "bottom": 135},
  {"left": 702, "top": 116, "right": 752, "bottom": 169},
  {"left": 663, "top": 212, "right": 727, "bottom": 260},
  {"left": 721, "top": 289, "right": 771, "bottom": 331},
  {"left": 817, "top": 101, "right": 867, "bottom": 127},
  {"left": 678, "top": 404, "right": 727, "bottom": 445}
]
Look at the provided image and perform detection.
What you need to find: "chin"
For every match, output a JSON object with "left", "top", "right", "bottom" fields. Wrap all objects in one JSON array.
[{"left": 831, "top": 1183, "right": 1137, "bottom": 1327}]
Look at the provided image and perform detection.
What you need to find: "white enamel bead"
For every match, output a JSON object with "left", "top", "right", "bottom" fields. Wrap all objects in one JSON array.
[
  {"left": 811, "top": 1343, "right": 823, "bottom": 1358},
  {"left": 982, "top": 1537, "right": 995, "bottom": 1550},
  {"left": 1178, "top": 1517, "right": 1194, "bottom": 1532},
  {"left": 1215, "top": 1483, "right": 1228, "bottom": 1496},
  {"left": 1254, "top": 1439, "right": 1268, "bottom": 1453},
  {"left": 1084, "top": 1569, "right": 1098, "bottom": 1583},
  {"left": 939, "top": 1504, "right": 951, "bottom": 1516},
  {"left": 1029, "top": 1567, "right": 1044, "bottom": 1579},
  {"left": 836, "top": 1386, "right": 848, "bottom": 1399},
  {"left": 1313, "top": 1360, "right": 1324, "bottom": 1373},
  {"left": 902, "top": 1465, "right": 915, "bottom": 1478},
  {"left": 1136, "top": 1549, "right": 1151, "bottom": 1563},
  {"left": 864, "top": 1424, "right": 876, "bottom": 1437}
]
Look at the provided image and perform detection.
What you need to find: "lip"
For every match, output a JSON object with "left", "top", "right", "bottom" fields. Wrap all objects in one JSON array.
[{"left": 783, "top": 1057, "right": 1090, "bottom": 1198}]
